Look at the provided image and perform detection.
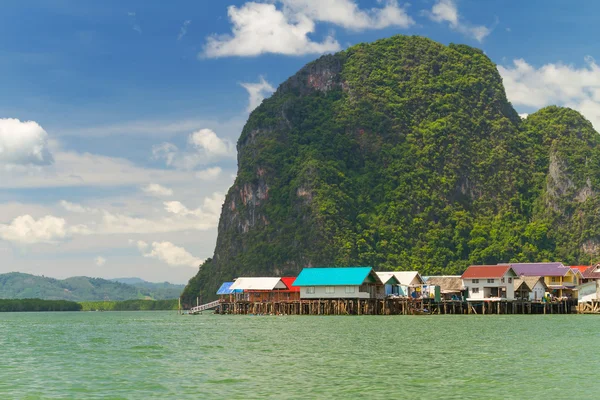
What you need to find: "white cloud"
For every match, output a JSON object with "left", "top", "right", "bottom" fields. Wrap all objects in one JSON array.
[
  {"left": 130, "top": 239, "right": 149, "bottom": 252},
  {"left": 0, "top": 215, "right": 90, "bottom": 244},
  {"left": 196, "top": 166, "right": 222, "bottom": 181},
  {"left": 99, "top": 193, "right": 224, "bottom": 235},
  {"left": 241, "top": 76, "right": 276, "bottom": 112},
  {"left": 95, "top": 256, "right": 106, "bottom": 266},
  {"left": 280, "top": 0, "right": 414, "bottom": 30},
  {"left": 0, "top": 150, "right": 196, "bottom": 189},
  {"left": 128, "top": 11, "right": 142, "bottom": 34},
  {"left": 203, "top": 2, "right": 341, "bottom": 58},
  {"left": 0, "top": 118, "right": 53, "bottom": 166},
  {"left": 59, "top": 200, "right": 98, "bottom": 214},
  {"left": 519, "top": 113, "right": 529, "bottom": 119},
  {"left": 498, "top": 57, "right": 600, "bottom": 130},
  {"left": 189, "top": 129, "right": 232, "bottom": 157},
  {"left": 424, "top": 0, "right": 491, "bottom": 42},
  {"left": 178, "top": 20, "right": 191, "bottom": 40},
  {"left": 166, "top": 193, "right": 225, "bottom": 217},
  {"left": 59, "top": 117, "right": 245, "bottom": 139},
  {"left": 142, "top": 183, "right": 173, "bottom": 197},
  {"left": 139, "top": 241, "right": 202, "bottom": 267},
  {"left": 153, "top": 129, "right": 234, "bottom": 170}
]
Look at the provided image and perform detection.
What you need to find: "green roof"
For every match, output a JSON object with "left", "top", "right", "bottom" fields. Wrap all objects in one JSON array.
[{"left": 293, "top": 267, "right": 381, "bottom": 286}]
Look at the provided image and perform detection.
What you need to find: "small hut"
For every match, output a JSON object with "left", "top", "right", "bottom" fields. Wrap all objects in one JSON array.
[
  {"left": 513, "top": 276, "right": 547, "bottom": 301},
  {"left": 425, "top": 276, "right": 464, "bottom": 300}
]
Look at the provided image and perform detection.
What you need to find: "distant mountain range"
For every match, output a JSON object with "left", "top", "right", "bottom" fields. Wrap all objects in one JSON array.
[{"left": 0, "top": 273, "right": 184, "bottom": 301}]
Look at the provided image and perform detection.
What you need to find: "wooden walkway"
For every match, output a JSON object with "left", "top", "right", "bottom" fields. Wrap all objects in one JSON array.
[{"left": 190, "top": 300, "right": 221, "bottom": 314}]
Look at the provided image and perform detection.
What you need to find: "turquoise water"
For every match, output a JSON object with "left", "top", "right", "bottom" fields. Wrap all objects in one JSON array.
[{"left": 0, "top": 312, "right": 599, "bottom": 399}]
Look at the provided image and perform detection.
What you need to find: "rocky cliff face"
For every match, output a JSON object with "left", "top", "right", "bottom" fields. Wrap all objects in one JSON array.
[{"left": 181, "top": 36, "right": 600, "bottom": 304}]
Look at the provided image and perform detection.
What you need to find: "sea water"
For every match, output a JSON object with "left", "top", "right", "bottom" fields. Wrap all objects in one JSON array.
[{"left": 0, "top": 311, "right": 599, "bottom": 399}]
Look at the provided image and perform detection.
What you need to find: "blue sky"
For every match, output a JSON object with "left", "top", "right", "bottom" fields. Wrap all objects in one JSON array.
[{"left": 1, "top": 0, "right": 599, "bottom": 283}]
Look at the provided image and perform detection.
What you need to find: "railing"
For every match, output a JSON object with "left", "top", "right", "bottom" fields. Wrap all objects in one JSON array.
[{"left": 190, "top": 300, "right": 220, "bottom": 313}]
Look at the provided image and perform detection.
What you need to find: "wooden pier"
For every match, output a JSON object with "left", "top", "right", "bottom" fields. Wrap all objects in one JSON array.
[
  {"left": 213, "top": 298, "right": 576, "bottom": 316},
  {"left": 576, "top": 300, "right": 600, "bottom": 314}
]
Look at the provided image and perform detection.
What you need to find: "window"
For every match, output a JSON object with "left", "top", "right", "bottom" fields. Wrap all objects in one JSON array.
[
  {"left": 345, "top": 286, "right": 355, "bottom": 293},
  {"left": 551, "top": 277, "right": 556, "bottom": 283},
  {"left": 325, "top": 286, "right": 335, "bottom": 294},
  {"left": 472, "top": 288, "right": 480, "bottom": 294},
  {"left": 501, "top": 278, "right": 505, "bottom": 283},
  {"left": 508, "top": 278, "right": 512, "bottom": 283},
  {"left": 472, "top": 279, "right": 479, "bottom": 284},
  {"left": 306, "top": 287, "right": 315, "bottom": 294},
  {"left": 487, "top": 279, "right": 495, "bottom": 283}
]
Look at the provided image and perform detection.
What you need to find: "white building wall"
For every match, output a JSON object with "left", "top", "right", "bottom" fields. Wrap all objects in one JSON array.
[
  {"left": 529, "top": 282, "right": 546, "bottom": 301},
  {"left": 578, "top": 281, "right": 600, "bottom": 302},
  {"left": 299, "top": 285, "right": 372, "bottom": 299},
  {"left": 464, "top": 277, "right": 515, "bottom": 300}
]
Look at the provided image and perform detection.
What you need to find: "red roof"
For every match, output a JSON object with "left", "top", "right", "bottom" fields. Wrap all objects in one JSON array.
[
  {"left": 570, "top": 266, "right": 590, "bottom": 273},
  {"left": 281, "top": 277, "right": 300, "bottom": 292},
  {"left": 461, "top": 265, "right": 515, "bottom": 279}
]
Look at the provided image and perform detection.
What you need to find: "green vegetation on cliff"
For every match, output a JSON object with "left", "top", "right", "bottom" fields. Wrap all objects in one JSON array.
[{"left": 182, "top": 35, "right": 600, "bottom": 304}]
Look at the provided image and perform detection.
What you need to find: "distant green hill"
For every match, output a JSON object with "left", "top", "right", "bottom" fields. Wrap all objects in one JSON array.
[{"left": 0, "top": 273, "right": 183, "bottom": 301}]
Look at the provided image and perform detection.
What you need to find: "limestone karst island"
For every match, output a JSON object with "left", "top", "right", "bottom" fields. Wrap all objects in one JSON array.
[{"left": 181, "top": 36, "right": 600, "bottom": 316}]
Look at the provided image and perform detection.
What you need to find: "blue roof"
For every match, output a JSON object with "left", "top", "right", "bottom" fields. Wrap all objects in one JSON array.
[
  {"left": 293, "top": 267, "right": 380, "bottom": 286},
  {"left": 216, "top": 282, "right": 242, "bottom": 295}
]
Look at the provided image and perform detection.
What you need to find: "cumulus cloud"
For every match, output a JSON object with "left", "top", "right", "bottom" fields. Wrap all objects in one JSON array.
[
  {"left": 138, "top": 241, "right": 202, "bottom": 267},
  {"left": 280, "top": 0, "right": 414, "bottom": 30},
  {"left": 141, "top": 183, "right": 173, "bottom": 197},
  {"left": 95, "top": 256, "right": 106, "bottom": 266},
  {"left": 498, "top": 56, "right": 600, "bottom": 130},
  {"left": 189, "top": 129, "right": 232, "bottom": 156},
  {"left": 203, "top": 2, "right": 341, "bottom": 58},
  {"left": 241, "top": 76, "right": 276, "bottom": 112},
  {"left": 0, "top": 118, "right": 53, "bottom": 166},
  {"left": 0, "top": 215, "right": 90, "bottom": 244},
  {"left": 196, "top": 166, "right": 222, "bottom": 181},
  {"left": 424, "top": 0, "right": 491, "bottom": 42},
  {"left": 152, "top": 129, "right": 234, "bottom": 170},
  {"left": 177, "top": 19, "right": 191, "bottom": 40}
]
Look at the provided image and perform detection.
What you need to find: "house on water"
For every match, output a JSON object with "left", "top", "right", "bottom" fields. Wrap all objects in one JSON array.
[
  {"left": 508, "top": 263, "right": 580, "bottom": 299},
  {"left": 293, "top": 267, "right": 385, "bottom": 299},
  {"left": 376, "top": 271, "right": 424, "bottom": 297},
  {"left": 229, "top": 277, "right": 288, "bottom": 302},
  {"left": 582, "top": 265, "right": 600, "bottom": 282},
  {"left": 216, "top": 282, "right": 243, "bottom": 302},
  {"left": 461, "top": 265, "right": 517, "bottom": 300},
  {"left": 280, "top": 277, "right": 301, "bottom": 301},
  {"left": 375, "top": 272, "right": 403, "bottom": 296},
  {"left": 513, "top": 276, "right": 547, "bottom": 301},
  {"left": 425, "top": 276, "right": 465, "bottom": 300}
]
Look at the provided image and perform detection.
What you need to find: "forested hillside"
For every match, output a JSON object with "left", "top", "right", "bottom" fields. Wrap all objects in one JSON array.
[
  {"left": 182, "top": 35, "right": 600, "bottom": 304},
  {"left": 0, "top": 273, "right": 183, "bottom": 301}
]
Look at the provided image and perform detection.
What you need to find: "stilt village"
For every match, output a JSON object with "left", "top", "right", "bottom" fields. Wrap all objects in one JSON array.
[{"left": 187, "top": 263, "right": 600, "bottom": 316}]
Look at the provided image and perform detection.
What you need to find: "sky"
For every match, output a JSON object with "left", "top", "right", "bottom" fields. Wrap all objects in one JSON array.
[{"left": 1, "top": 0, "right": 599, "bottom": 283}]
